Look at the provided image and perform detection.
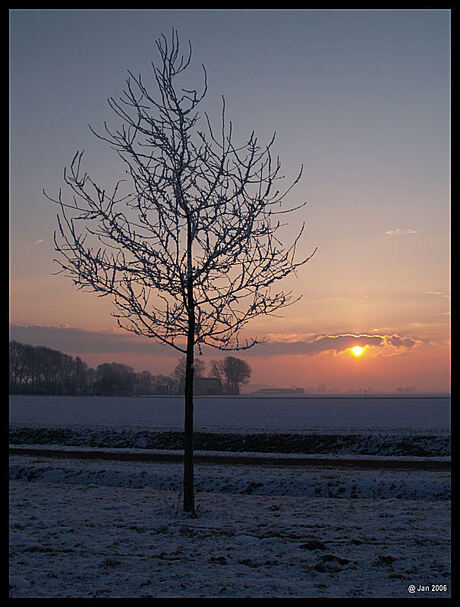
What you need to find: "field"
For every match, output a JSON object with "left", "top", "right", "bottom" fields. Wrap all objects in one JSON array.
[
  {"left": 9, "top": 395, "right": 451, "bottom": 598},
  {"left": 9, "top": 393, "right": 451, "bottom": 432}
]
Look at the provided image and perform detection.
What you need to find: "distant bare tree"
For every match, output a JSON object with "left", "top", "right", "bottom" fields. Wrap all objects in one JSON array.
[
  {"left": 135, "top": 370, "right": 155, "bottom": 395},
  {"left": 209, "top": 359, "right": 225, "bottom": 387},
  {"left": 173, "top": 356, "right": 205, "bottom": 393},
  {"left": 210, "top": 356, "right": 251, "bottom": 394},
  {"left": 45, "top": 29, "right": 316, "bottom": 513},
  {"left": 9, "top": 341, "right": 29, "bottom": 390},
  {"left": 223, "top": 356, "right": 252, "bottom": 395},
  {"left": 95, "top": 362, "right": 136, "bottom": 396}
]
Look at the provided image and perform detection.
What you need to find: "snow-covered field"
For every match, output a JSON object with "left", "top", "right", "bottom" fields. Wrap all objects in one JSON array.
[
  {"left": 9, "top": 394, "right": 451, "bottom": 432},
  {"left": 9, "top": 453, "right": 451, "bottom": 500},
  {"left": 9, "top": 395, "right": 451, "bottom": 598},
  {"left": 9, "top": 456, "right": 451, "bottom": 598}
]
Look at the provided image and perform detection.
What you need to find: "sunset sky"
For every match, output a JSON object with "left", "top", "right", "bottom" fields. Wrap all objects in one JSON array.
[{"left": 10, "top": 9, "right": 451, "bottom": 393}]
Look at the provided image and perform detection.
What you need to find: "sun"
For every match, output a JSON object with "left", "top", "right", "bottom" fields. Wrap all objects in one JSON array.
[{"left": 351, "top": 346, "right": 364, "bottom": 357}]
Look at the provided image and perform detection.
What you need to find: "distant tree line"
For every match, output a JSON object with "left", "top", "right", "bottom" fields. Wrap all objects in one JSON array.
[
  {"left": 9, "top": 341, "right": 174, "bottom": 396},
  {"left": 9, "top": 341, "right": 251, "bottom": 396}
]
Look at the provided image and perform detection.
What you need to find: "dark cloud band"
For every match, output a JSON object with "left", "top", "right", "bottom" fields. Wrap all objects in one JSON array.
[{"left": 10, "top": 325, "right": 422, "bottom": 359}]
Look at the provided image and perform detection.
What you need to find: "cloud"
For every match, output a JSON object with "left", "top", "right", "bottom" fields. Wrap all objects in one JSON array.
[
  {"left": 247, "top": 332, "right": 421, "bottom": 357},
  {"left": 9, "top": 324, "right": 175, "bottom": 357},
  {"left": 297, "top": 333, "right": 385, "bottom": 354},
  {"left": 384, "top": 228, "right": 417, "bottom": 236},
  {"left": 425, "top": 291, "right": 450, "bottom": 299},
  {"left": 9, "top": 325, "right": 424, "bottom": 360},
  {"left": 384, "top": 334, "right": 421, "bottom": 348},
  {"left": 33, "top": 239, "right": 44, "bottom": 245}
]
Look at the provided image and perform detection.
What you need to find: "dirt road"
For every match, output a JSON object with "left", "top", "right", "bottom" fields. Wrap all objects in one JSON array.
[{"left": 9, "top": 446, "right": 450, "bottom": 470}]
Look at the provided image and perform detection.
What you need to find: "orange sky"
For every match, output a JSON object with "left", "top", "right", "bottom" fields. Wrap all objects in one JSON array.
[
  {"left": 74, "top": 343, "right": 450, "bottom": 394},
  {"left": 9, "top": 314, "right": 451, "bottom": 393}
]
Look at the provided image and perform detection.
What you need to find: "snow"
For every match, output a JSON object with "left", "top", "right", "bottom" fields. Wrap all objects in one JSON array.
[
  {"left": 9, "top": 394, "right": 451, "bottom": 433},
  {"left": 9, "top": 395, "right": 451, "bottom": 597},
  {"left": 9, "top": 460, "right": 451, "bottom": 598},
  {"left": 9, "top": 454, "right": 451, "bottom": 501},
  {"left": 9, "top": 425, "right": 451, "bottom": 457}
]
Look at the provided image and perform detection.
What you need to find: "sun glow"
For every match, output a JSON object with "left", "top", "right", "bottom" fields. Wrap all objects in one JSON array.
[{"left": 351, "top": 346, "right": 364, "bottom": 357}]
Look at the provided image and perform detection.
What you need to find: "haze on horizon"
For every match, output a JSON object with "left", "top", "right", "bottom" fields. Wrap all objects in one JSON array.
[{"left": 9, "top": 9, "right": 451, "bottom": 394}]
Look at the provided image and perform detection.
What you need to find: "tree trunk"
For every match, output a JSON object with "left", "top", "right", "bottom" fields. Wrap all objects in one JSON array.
[
  {"left": 183, "top": 215, "right": 195, "bottom": 513},
  {"left": 183, "top": 327, "right": 195, "bottom": 513}
]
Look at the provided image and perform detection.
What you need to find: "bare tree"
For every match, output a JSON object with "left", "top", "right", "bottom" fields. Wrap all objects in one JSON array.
[
  {"left": 173, "top": 356, "right": 206, "bottom": 393},
  {"left": 209, "top": 359, "right": 225, "bottom": 387},
  {"left": 209, "top": 356, "right": 251, "bottom": 394},
  {"left": 45, "top": 29, "right": 316, "bottom": 513},
  {"left": 224, "top": 356, "right": 252, "bottom": 395}
]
